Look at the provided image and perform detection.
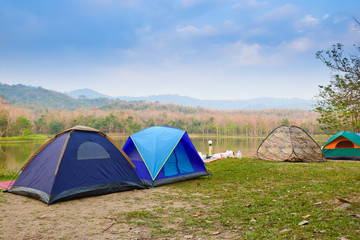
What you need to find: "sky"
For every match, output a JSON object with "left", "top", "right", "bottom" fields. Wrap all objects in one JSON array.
[{"left": 0, "top": 0, "right": 359, "bottom": 100}]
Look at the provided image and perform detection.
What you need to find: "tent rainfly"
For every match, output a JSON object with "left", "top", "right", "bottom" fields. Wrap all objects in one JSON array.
[
  {"left": 7, "top": 126, "right": 145, "bottom": 204},
  {"left": 322, "top": 131, "right": 360, "bottom": 160},
  {"left": 123, "top": 126, "right": 210, "bottom": 187},
  {"left": 256, "top": 125, "right": 326, "bottom": 162}
]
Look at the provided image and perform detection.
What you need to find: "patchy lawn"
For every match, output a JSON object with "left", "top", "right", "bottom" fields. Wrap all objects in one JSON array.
[{"left": 1, "top": 157, "right": 359, "bottom": 239}]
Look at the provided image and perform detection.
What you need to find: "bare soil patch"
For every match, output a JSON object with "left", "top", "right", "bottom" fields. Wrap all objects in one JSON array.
[{"left": 0, "top": 186, "right": 229, "bottom": 240}]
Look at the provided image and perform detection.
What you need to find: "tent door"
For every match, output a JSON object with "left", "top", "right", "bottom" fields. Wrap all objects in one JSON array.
[
  {"left": 336, "top": 140, "right": 354, "bottom": 148},
  {"left": 164, "top": 151, "right": 181, "bottom": 176},
  {"left": 164, "top": 143, "right": 194, "bottom": 177}
]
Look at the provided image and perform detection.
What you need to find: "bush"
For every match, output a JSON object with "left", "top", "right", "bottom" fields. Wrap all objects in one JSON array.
[{"left": 22, "top": 128, "right": 34, "bottom": 136}]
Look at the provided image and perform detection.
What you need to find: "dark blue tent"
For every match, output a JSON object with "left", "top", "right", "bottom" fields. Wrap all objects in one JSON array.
[
  {"left": 8, "top": 126, "right": 145, "bottom": 204},
  {"left": 123, "top": 126, "right": 209, "bottom": 187}
]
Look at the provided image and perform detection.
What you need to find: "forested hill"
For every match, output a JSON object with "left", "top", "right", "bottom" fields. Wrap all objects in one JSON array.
[
  {"left": 0, "top": 83, "right": 209, "bottom": 113},
  {"left": 0, "top": 83, "right": 114, "bottom": 110},
  {"left": 67, "top": 89, "right": 315, "bottom": 110},
  {"left": 0, "top": 83, "right": 314, "bottom": 111}
]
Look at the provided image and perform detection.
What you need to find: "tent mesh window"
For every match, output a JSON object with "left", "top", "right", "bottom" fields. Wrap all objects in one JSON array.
[
  {"left": 335, "top": 140, "right": 354, "bottom": 148},
  {"left": 77, "top": 141, "right": 110, "bottom": 160}
]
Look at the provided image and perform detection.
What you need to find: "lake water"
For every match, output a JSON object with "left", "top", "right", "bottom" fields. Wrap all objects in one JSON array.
[{"left": 0, "top": 136, "right": 326, "bottom": 174}]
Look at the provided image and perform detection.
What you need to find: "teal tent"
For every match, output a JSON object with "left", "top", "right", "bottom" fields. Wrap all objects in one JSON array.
[{"left": 322, "top": 131, "right": 360, "bottom": 160}]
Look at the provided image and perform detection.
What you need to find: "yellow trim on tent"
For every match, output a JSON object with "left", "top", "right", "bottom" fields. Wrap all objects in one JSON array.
[
  {"left": 105, "top": 135, "right": 135, "bottom": 168},
  {"left": 152, "top": 132, "right": 185, "bottom": 181},
  {"left": 131, "top": 136, "right": 155, "bottom": 180},
  {"left": 54, "top": 130, "right": 72, "bottom": 176}
]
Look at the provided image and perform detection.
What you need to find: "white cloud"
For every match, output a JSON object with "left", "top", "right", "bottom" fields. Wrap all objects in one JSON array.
[
  {"left": 79, "top": 0, "right": 133, "bottom": 10},
  {"left": 136, "top": 26, "right": 151, "bottom": 35},
  {"left": 280, "top": 38, "right": 312, "bottom": 52},
  {"left": 223, "top": 41, "right": 268, "bottom": 66},
  {"left": 175, "top": 21, "right": 244, "bottom": 40},
  {"left": 78, "top": 0, "right": 146, "bottom": 12},
  {"left": 220, "top": 38, "right": 317, "bottom": 68},
  {"left": 180, "top": 0, "right": 206, "bottom": 8},
  {"left": 322, "top": 14, "right": 330, "bottom": 20},
  {"left": 233, "top": 0, "right": 267, "bottom": 9},
  {"left": 84, "top": 0, "right": 119, "bottom": 8},
  {"left": 94, "top": 64, "right": 225, "bottom": 98},
  {"left": 295, "top": 15, "right": 323, "bottom": 33},
  {"left": 300, "top": 15, "right": 320, "bottom": 26},
  {"left": 333, "top": 16, "right": 348, "bottom": 24},
  {"left": 176, "top": 25, "right": 216, "bottom": 37},
  {"left": 176, "top": 25, "right": 199, "bottom": 33},
  {"left": 261, "top": 4, "right": 299, "bottom": 21}
]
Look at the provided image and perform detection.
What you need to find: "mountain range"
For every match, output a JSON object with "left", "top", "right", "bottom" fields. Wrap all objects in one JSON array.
[
  {"left": 65, "top": 88, "right": 315, "bottom": 110},
  {"left": 0, "top": 83, "right": 315, "bottom": 110}
]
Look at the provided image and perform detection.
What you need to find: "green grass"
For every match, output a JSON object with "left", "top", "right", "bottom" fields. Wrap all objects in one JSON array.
[
  {"left": 2, "top": 157, "right": 359, "bottom": 239},
  {"left": 0, "top": 134, "right": 50, "bottom": 142},
  {"left": 0, "top": 171, "right": 18, "bottom": 181},
  {"left": 113, "top": 158, "right": 360, "bottom": 239}
]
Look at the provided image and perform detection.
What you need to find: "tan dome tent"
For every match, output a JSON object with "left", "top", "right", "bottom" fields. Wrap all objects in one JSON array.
[{"left": 256, "top": 126, "right": 326, "bottom": 162}]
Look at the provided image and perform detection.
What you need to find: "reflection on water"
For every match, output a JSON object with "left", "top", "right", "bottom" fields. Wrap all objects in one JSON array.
[
  {"left": 112, "top": 137, "right": 265, "bottom": 157},
  {"left": 0, "top": 136, "right": 326, "bottom": 174},
  {"left": 189, "top": 137, "right": 265, "bottom": 157},
  {"left": 0, "top": 137, "right": 265, "bottom": 173},
  {"left": 0, "top": 142, "right": 45, "bottom": 174}
]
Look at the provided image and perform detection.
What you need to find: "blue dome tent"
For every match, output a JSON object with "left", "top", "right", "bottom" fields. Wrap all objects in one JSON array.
[
  {"left": 123, "top": 126, "right": 210, "bottom": 187},
  {"left": 7, "top": 126, "right": 145, "bottom": 204}
]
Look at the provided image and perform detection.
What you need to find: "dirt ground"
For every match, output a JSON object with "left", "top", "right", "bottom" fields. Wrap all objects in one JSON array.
[
  {"left": 0, "top": 187, "right": 173, "bottom": 240},
  {"left": 0, "top": 187, "right": 233, "bottom": 240}
]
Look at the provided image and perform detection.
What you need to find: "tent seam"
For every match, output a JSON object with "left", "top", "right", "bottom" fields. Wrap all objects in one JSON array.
[
  {"left": 45, "top": 131, "right": 72, "bottom": 203},
  {"left": 131, "top": 136, "right": 155, "bottom": 180},
  {"left": 152, "top": 131, "right": 185, "bottom": 180},
  {"left": 291, "top": 125, "right": 326, "bottom": 161}
]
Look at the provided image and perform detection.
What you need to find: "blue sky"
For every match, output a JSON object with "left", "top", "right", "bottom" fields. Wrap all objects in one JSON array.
[{"left": 0, "top": 0, "right": 359, "bottom": 100}]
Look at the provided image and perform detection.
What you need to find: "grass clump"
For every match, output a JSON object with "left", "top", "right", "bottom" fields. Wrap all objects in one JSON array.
[
  {"left": 124, "top": 210, "right": 158, "bottom": 220},
  {"left": 0, "top": 171, "right": 18, "bottom": 181},
  {"left": 170, "top": 158, "right": 360, "bottom": 239},
  {"left": 118, "top": 157, "right": 360, "bottom": 239}
]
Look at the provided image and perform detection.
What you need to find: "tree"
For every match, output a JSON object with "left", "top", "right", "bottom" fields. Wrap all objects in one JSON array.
[
  {"left": 89, "top": 117, "right": 107, "bottom": 132},
  {"left": 280, "top": 118, "right": 290, "bottom": 126},
  {"left": 48, "top": 119, "right": 65, "bottom": 134},
  {"left": 0, "top": 109, "right": 9, "bottom": 137},
  {"left": 105, "top": 113, "right": 117, "bottom": 133},
  {"left": 15, "top": 116, "right": 31, "bottom": 135},
  {"left": 22, "top": 128, "right": 34, "bottom": 136},
  {"left": 315, "top": 42, "right": 360, "bottom": 132},
  {"left": 0, "top": 95, "right": 9, "bottom": 137},
  {"left": 35, "top": 115, "right": 48, "bottom": 134},
  {"left": 126, "top": 116, "right": 141, "bottom": 134},
  {"left": 145, "top": 118, "right": 155, "bottom": 128}
]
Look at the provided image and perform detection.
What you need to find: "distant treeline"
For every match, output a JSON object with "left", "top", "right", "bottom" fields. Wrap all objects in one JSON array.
[{"left": 0, "top": 99, "right": 330, "bottom": 137}]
